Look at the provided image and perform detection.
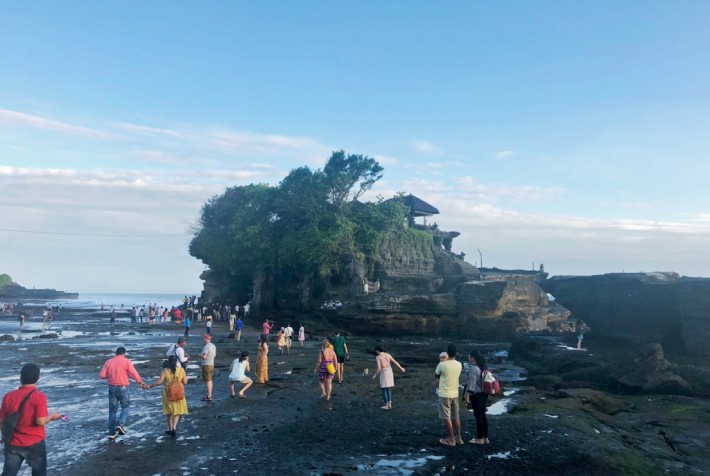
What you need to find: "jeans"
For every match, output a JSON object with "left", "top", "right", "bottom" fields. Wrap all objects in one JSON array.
[
  {"left": 2, "top": 440, "right": 47, "bottom": 476},
  {"left": 108, "top": 385, "right": 131, "bottom": 434},
  {"left": 381, "top": 387, "right": 392, "bottom": 405}
]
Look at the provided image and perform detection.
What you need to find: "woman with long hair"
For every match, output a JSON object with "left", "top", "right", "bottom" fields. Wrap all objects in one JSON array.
[
  {"left": 465, "top": 350, "right": 489, "bottom": 444},
  {"left": 255, "top": 335, "right": 269, "bottom": 384},
  {"left": 229, "top": 351, "right": 253, "bottom": 398},
  {"left": 314, "top": 340, "right": 337, "bottom": 400},
  {"left": 372, "top": 345, "right": 405, "bottom": 410},
  {"left": 148, "top": 355, "right": 188, "bottom": 438}
]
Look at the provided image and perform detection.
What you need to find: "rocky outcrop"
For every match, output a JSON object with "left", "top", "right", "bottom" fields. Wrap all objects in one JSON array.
[
  {"left": 542, "top": 273, "right": 710, "bottom": 357},
  {"left": 610, "top": 343, "right": 690, "bottom": 395},
  {"left": 510, "top": 335, "right": 700, "bottom": 397},
  {"left": 332, "top": 273, "right": 571, "bottom": 338},
  {"left": 0, "top": 282, "right": 78, "bottom": 300}
]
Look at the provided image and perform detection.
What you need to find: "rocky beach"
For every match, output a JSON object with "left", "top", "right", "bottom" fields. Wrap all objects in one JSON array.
[{"left": 1, "top": 302, "right": 709, "bottom": 476}]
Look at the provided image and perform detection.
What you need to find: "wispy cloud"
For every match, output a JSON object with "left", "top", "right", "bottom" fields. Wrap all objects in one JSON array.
[
  {"left": 0, "top": 109, "right": 119, "bottom": 140},
  {"left": 410, "top": 140, "right": 442, "bottom": 155},
  {"left": 494, "top": 150, "right": 515, "bottom": 160}
]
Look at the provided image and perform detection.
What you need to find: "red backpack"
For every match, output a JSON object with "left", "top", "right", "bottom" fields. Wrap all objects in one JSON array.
[{"left": 481, "top": 370, "right": 500, "bottom": 396}]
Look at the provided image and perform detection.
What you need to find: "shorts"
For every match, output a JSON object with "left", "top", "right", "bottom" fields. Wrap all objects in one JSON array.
[
  {"left": 231, "top": 376, "right": 252, "bottom": 385},
  {"left": 438, "top": 396, "right": 460, "bottom": 421},
  {"left": 336, "top": 355, "right": 345, "bottom": 364},
  {"left": 202, "top": 365, "right": 214, "bottom": 382}
]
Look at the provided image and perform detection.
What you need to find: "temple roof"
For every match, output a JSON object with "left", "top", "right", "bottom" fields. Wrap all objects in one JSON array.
[{"left": 404, "top": 194, "right": 439, "bottom": 217}]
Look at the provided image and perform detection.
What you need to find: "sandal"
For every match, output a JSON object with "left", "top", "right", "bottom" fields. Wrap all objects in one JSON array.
[
  {"left": 230, "top": 394, "right": 235, "bottom": 398},
  {"left": 200, "top": 396, "right": 213, "bottom": 402},
  {"left": 439, "top": 438, "right": 456, "bottom": 446},
  {"left": 238, "top": 394, "right": 246, "bottom": 398}
]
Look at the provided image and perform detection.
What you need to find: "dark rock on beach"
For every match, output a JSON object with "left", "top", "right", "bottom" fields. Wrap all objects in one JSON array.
[{"left": 2, "top": 308, "right": 709, "bottom": 475}]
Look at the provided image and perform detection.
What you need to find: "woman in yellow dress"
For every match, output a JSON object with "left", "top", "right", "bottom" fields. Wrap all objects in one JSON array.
[
  {"left": 255, "top": 335, "right": 269, "bottom": 383},
  {"left": 148, "top": 355, "right": 188, "bottom": 438}
]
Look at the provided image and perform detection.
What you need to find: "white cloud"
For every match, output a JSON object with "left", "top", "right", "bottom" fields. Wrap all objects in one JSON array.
[
  {"left": 410, "top": 140, "right": 442, "bottom": 154},
  {"left": 373, "top": 154, "right": 398, "bottom": 166},
  {"left": 494, "top": 150, "right": 515, "bottom": 160},
  {"left": 0, "top": 109, "right": 118, "bottom": 140}
]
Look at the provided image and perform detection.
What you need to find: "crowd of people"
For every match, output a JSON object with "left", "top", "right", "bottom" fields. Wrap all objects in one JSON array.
[{"left": 0, "top": 308, "right": 494, "bottom": 475}]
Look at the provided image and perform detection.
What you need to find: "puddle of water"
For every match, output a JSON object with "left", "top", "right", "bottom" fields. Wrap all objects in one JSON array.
[{"left": 356, "top": 454, "right": 445, "bottom": 475}]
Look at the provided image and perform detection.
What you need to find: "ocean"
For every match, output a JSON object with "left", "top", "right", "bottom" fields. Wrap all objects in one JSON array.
[{"left": 46, "top": 292, "right": 192, "bottom": 310}]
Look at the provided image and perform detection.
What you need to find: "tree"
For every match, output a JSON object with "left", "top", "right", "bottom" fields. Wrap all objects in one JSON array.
[
  {"left": 323, "top": 150, "right": 383, "bottom": 208},
  {"left": 189, "top": 151, "right": 393, "bottom": 311},
  {"left": 0, "top": 274, "right": 13, "bottom": 287}
]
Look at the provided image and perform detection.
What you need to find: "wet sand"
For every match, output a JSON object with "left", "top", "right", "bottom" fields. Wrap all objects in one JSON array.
[{"left": 1, "top": 309, "right": 708, "bottom": 475}]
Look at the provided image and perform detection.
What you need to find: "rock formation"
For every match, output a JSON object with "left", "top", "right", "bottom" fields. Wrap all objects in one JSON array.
[{"left": 542, "top": 272, "right": 710, "bottom": 357}]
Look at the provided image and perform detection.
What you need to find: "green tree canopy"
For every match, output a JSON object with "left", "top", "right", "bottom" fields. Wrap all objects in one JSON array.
[
  {"left": 189, "top": 151, "right": 406, "bottom": 309},
  {"left": 0, "top": 274, "right": 13, "bottom": 287}
]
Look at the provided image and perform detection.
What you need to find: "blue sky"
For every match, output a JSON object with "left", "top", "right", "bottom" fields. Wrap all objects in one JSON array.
[{"left": 1, "top": 2, "right": 709, "bottom": 293}]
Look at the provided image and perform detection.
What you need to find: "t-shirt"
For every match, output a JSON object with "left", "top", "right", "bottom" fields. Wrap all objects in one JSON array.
[
  {"left": 435, "top": 359, "right": 462, "bottom": 399},
  {"left": 0, "top": 386, "right": 49, "bottom": 447},
  {"left": 235, "top": 319, "right": 243, "bottom": 330},
  {"left": 331, "top": 335, "right": 346, "bottom": 357},
  {"left": 284, "top": 326, "right": 294, "bottom": 338},
  {"left": 229, "top": 359, "right": 247, "bottom": 381},
  {"left": 201, "top": 343, "right": 216, "bottom": 366},
  {"left": 167, "top": 344, "right": 188, "bottom": 367},
  {"left": 262, "top": 322, "right": 271, "bottom": 334}
]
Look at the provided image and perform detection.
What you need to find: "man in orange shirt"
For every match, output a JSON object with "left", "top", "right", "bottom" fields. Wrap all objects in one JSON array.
[
  {"left": 0, "top": 363, "right": 63, "bottom": 476},
  {"left": 99, "top": 347, "right": 148, "bottom": 440}
]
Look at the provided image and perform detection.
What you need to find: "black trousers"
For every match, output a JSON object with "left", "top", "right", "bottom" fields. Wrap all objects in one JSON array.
[{"left": 470, "top": 392, "right": 489, "bottom": 439}]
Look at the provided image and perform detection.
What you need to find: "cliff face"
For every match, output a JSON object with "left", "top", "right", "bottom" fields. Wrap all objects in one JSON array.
[
  {"left": 328, "top": 230, "right": 570, "bottom": 338},
  {"left": 542, "top": 273, "right": 710, "bottom": 357}
]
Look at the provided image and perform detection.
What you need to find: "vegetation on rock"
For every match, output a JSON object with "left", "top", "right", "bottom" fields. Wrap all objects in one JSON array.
[
  {"left": 189, "top": 151, "right": 410, "bottom": 311},
  {"left": 0, "top": 274, "right": 13, "bottom": 287}
]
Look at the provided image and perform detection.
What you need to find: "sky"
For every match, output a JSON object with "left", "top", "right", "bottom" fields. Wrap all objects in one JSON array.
[{"left": 1, "top": 2, "right": 710, "bottom": 293}]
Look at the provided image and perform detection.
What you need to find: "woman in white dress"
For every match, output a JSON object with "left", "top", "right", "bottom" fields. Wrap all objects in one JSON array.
[{"left": 372, "top": 345, "right": 405, "bottom": 410}]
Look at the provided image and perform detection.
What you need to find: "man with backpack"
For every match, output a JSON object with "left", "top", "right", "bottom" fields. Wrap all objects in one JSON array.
[{"left": 0, "top": 363, "right": 63, "bottom": 476}]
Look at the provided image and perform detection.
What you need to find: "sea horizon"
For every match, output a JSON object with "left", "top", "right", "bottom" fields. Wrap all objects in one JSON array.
[{"left": 46, "top": 292, "right": 196, "bottom": 310}]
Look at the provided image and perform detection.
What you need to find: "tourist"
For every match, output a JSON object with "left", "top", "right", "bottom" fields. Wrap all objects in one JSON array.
[
  {"left": 465, "top": 350, "right": 489, "bottom": 444},
  {"left": 298, "top": 323, "right": 305, "bottom": 348},
  {"left": 330, "top": 331, "right": 349, "bottom": 383},
  {"left": 235, "top": 315, "right": 244, "bottom": 342},
  {"left": 228, "top": 311, "right": 235, "bottom": 332},
  {"left": 372, "top": 345, "right": 406, "bottom": 410},
  {"left": 200, "top": 334, "right": 217, "bottom": 402},
  {"left": 261, "top": 318, "right": 272, "bottom": 340},
  {"left": 314, "top": 340, "right": 337, "bottom": 400},
  {"left": 205, "top": 316, "right": 213, "bottom": 336},
  {"left": 255, "top": 335, "right": 269, "bottom": 384},
  {"left": 276, "top": 328, "right": 286, "bottom": 355},
  {"left": 147, "top": 355, "right": 187, "bottom": 439},
  {"left": 166, "top": 337, "right": 190, "bottom": 368},
  {"left": 0, "top": 363, "right": 63, "bottom": 476},
  {"left": 228, "top": 351, "right": 253, "bottom": 398},
  {"left": 435, "top": 343, "right": 463, "bottom": 446},
  {"left": 284, "top": 323, "right": 294, "bottom": 354},
  {"left": 184, "top": 315, "right": 191, "bottom": 337},
  {"left": 98, "top": 346, "right": 148, "bottom": 440},
  {"left": 18, "top": 309, "right": 26, "bottom": 329}
]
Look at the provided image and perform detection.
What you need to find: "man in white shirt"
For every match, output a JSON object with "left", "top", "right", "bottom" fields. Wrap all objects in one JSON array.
[
  {"left": 167, "top": 337, "right": 190, "bottom": 368},
  {"left": 284, "top": 324, "right": 294, "bottom": 354},
  {"left": 200, "top": 334, "right": 217, "bottom": 402}
]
